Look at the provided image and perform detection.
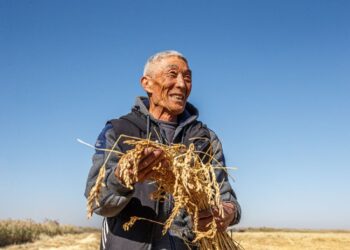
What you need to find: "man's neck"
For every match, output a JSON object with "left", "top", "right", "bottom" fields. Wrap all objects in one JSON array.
[{"left": 149, "top": 105, "right": 177, "bottom": 123}]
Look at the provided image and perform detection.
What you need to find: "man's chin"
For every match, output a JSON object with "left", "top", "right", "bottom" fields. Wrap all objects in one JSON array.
[{"left": 169, "top": 106, "right": 186, "bottom": 116}]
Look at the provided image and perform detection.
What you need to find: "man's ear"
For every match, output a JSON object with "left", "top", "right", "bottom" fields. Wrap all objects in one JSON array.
[{"left": 140, "top": 76, "right": 153, "bottom": 94}]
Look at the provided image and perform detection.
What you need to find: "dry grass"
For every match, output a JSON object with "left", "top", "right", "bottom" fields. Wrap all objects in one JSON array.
[
  {"left": 87, "top": 135, "right": 240, "bottom": 249},
  {"left": 4, "top": 230, "right": 350, "bottom": 250},
  {"left": 233, "top": 230, "right": 350, "bottom": 250},
  {"left": 0, "top": 219, "right": 95, "bottom": 248},
  {"left": 3, "top": 232, "right": 100, "bottom": 250}
]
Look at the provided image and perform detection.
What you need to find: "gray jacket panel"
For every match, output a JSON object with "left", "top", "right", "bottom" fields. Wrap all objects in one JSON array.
[
  {"left": 85, "top": 124, "right": 135, "bottom": 217},
  {"left": 209, "top": 129, "right": 241, "bottom": 225}
]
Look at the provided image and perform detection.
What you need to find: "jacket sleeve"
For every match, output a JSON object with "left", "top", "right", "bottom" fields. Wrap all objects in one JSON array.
[
  {"left": 209, "top": 129, "right": 241, "bottom": 225},
  {"left": 84, "top": 123, "right": 135, "bottom": 217}
]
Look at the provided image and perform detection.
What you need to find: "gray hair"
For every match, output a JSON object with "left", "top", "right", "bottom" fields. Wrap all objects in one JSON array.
[{"left": 143, "top": 50, "right": 188, "bottom": 76}]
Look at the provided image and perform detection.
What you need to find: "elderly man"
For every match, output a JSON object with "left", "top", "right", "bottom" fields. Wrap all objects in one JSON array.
[{"left": 85, "top": 51, "right": 241, "bottom": 250}]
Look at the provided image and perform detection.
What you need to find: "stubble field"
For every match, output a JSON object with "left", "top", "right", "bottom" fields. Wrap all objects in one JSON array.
[{"left": 3, "top": 230, "right": 350, "bottom": 250}]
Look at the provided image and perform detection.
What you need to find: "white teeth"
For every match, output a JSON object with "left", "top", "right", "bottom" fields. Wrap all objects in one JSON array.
[{"left": 171, "top": 94, "right": 184, "bottom": 101}]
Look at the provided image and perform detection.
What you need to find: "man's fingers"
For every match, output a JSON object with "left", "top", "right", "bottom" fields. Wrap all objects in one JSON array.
[
  {"left": 142, "top": 147, "right": 156, "bottom": 158},
  {"left": 197, "top": 204, "right": 235, "bottom": 232},
  {"left": 138, "top": 151, "right": 165, "bottom": 182},
  {"left": 198, "top": 209, "right": 212, "bottom": 219},
  {"left": 137, "top": 147, "right": 156, "bottom": 166},
  {"left": 198, "top": 214, "right": 227, "bottom": 232},
  {"left": 214, "top": 215, "right": 230, "bottom": 232},
  {"left": 160, "top": 159, "right": 169, "bottom": 168},
  {"left": 215, "top": 220, "right": 226, "bottom": 232},
  {"left": 198, "top": 216, "right": 214, "bottom": 231},
  {"left": 137, "top": 166, "right": 154, "bottom": 182},
  {"left": 139, "top": 149, "right": 164, "bottom": 170},
  {"left": 198, "top": 209, "right": 213, "bottom": 231}
]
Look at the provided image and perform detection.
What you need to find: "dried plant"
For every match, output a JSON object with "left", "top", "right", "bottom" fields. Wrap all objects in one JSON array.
[{"left": 86, "top": 135, "right": 241, "bottom": 250}]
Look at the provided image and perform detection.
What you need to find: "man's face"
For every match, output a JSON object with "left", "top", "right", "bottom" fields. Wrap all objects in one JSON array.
[{"left": 143, "top": 56, "right": 192, "bottom": 116}]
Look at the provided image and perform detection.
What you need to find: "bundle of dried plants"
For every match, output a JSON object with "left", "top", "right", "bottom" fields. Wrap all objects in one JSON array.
[{"left": 85, "top": 135, "right": 241, "bottom": 250}]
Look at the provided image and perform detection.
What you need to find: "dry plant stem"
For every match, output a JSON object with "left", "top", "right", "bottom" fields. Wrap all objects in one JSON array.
[{"left": 122, "top": 216, "right": 165, "bottom": 231}]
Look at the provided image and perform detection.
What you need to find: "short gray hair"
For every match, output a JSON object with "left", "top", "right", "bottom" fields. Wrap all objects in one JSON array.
[{"left": 143, "top": 50, "right": 188, "bottom": 76}]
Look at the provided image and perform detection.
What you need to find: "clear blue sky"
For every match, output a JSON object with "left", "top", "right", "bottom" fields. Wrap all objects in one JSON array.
[{"left": 1, "top": 0, "right": 349, "bottom": 230}]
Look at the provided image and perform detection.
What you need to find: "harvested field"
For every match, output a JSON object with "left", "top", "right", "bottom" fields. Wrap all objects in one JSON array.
[
  {"left": 234, "top": 231, "right": 350, "bottom": 250},
  {"left": 0, "top": 219, "right": 96, "bottom": 248},
  {"left": 3, "top": 232, "right": 100, "bottom": 250},
  {"left": 3, "top": 230, "right": 350, "bottom": 250}
]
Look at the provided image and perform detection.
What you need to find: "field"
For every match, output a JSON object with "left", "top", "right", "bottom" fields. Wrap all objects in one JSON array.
[
  {"left": 3, "top": 232, "right": 99, "bottom": 250},
  {"left": 233, "top": 230, "right": 350, "bottom": 250},
  {"left": 0, "top": 219, "right": 97, "bottom": 249},
  {"left": 2, "top": 229, "right": 350, "bottom": 250}
]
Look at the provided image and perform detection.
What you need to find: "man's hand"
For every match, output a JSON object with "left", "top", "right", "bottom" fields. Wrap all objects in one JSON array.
[
  {"left": 115, "top": 147, "right": 168, "bottom": 184},
  {"left": 198, "top": 202, "right": 236, "bottom": 232}
]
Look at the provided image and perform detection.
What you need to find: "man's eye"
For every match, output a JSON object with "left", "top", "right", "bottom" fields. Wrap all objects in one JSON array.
[
  {"left": 184, "top": 76, "right": 192, "bottom": 81},
  {"left": 168, "top": 72, "right": 178, "bottom": 77}
]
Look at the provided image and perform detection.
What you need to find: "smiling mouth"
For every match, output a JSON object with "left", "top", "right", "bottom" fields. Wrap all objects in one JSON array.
[{"left": 170, "top": 94, "right": 185, "bottom": 102}]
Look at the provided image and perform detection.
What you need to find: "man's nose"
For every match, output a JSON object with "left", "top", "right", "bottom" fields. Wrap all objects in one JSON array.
[{"left": 176, "top": 74, "right": 186, "bottom": 88}]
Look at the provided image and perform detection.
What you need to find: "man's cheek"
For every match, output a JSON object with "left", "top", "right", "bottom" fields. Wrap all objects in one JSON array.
[
  {"left": 186, "top": 86, "right": 192, "bottom": 98},
  {"left": 161, "top": 89, "right": 170, "bottom": 101}
]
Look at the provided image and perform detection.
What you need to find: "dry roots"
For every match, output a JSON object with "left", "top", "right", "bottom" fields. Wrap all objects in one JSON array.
[{"left": 87, "top": 135, "right": 241, "bottom": 250}]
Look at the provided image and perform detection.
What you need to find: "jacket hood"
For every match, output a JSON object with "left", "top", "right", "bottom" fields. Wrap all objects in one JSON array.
[{"left": 133, "top": 96, "right": 199, "bottom": 127}]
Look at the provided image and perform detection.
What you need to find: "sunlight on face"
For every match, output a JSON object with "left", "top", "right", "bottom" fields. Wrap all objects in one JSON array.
[{"left": 146, "top": 56, "right": 192, "bottom": 116}]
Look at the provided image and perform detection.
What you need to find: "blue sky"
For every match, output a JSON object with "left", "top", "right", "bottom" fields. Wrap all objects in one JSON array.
[{"left": 1, "top": 0, "right": 349, "bottom": 229}]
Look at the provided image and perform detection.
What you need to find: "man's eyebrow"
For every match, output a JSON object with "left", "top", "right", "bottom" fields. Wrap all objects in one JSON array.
[
  {"left": 186, "top": 69, "right": 192, "bottom": 75},
  {"left": 165, "top": 64, "right": 179, "bottom": 70},
  {"left": 165, "top": 65, "right": 192, "bottom": 74}
]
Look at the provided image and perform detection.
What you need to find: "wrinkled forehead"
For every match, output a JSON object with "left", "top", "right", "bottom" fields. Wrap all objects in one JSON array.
[{"left": 150, "top": 56, "right": 190, "bottom": 75}]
